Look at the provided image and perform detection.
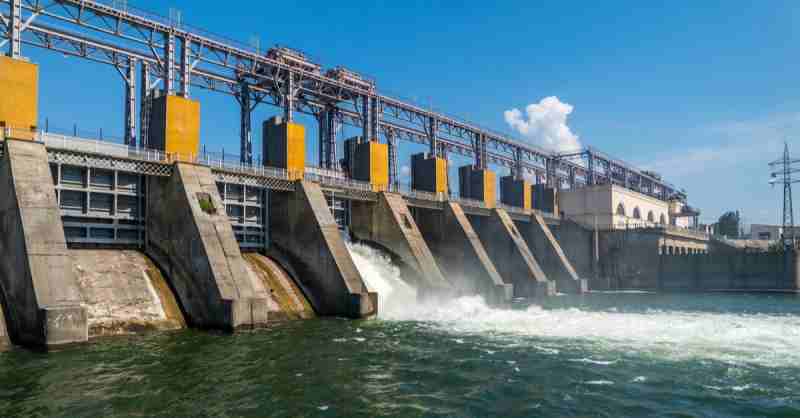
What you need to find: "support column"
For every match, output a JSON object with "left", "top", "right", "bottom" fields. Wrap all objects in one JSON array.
[
  {"left": 179, "top": 36, "right": 191, "bottom": 98},
  {"left": 411, "top": 153, "right": 447, "bottom": 194},
  {"left": 387, "top": 130, "right": 399, "bottom": 190},
  {"left": 413, "top": 202, "right": 513, "bottom": 305},
  {"left": 122, "top": 58, "right": 137, "bottom": 147},
  {"left": 469, "top": 208, "right": 555, "bottom": 298},
  {"left": 239, "top": 81, "right": 253, "bottom": 165},
  {"left": 318, "top": 105, "right": 338, "bottom": 169},
  {"left": 139, "top": 62, "right": 152, "bottom": 149},
  {"left": 0, "top": 139, "right": 88, "bottom": 347},
  {"left": 284, "top": 74, "right": 295, "bottom": 122},
  {"left": 428, "top": 116, "right": 438, "bottom": 157},
  {"left": 474, "top": 133, "right": 487, "bottom": 170},
  {"left": 9, "top": 0, "right": 22, "bottom": 58},
  {"left": 459, "top": 165, "right": 496, "bottom": 208},
  {"left": 370, "top": 96, "right": 379, "bottom": 141},
  {"left": 263, "top": 116, "right": 305, "bottom": 180}
]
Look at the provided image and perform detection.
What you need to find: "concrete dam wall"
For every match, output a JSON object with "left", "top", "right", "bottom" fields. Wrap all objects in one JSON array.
[{"left": 0, "top": 130, "right": 592, "bottom": 350}]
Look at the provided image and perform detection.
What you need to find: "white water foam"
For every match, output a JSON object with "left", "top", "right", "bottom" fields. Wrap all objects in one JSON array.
[{"left": 346, "top": 242, "right": 800, "bottom": 368}]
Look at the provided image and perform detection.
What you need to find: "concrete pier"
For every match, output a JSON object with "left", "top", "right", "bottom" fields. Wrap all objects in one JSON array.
[
  {"left": 517, "top": 213, "right": 588, "bottom": 293},
  {"left": 469, "top": 208, "right": 555, "bottom": 298},
  {"left": 0, "top": 139, "right": 89, "bottom": 347},
  {"left": 146, "top": 163, "right": 271, "bottom": 330},
  {"left": 413, "top": 202, "right": 513, "bottom": 305},
  {"left": 268, "top": 181, "right": 376, "bottom": 318},
  {"left": 351, "top": 192, "right": 453, "bottom": 298}
]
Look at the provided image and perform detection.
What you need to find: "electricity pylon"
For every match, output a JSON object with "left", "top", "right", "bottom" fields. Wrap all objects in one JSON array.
[{"left": 769, "top": 142, "right": 800, "bottom": 249}]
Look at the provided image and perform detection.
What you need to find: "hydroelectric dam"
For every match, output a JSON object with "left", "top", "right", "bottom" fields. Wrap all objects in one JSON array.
[{"left": 0, "top": 0, "right": 798, "bottom": 351}]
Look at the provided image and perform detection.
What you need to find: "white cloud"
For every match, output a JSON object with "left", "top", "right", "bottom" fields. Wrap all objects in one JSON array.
[
  {"left": 504, "top": 96, "right": 581, "bottom": 152},
  {"left": 400, "top": 165, "right": 411, "bottom": 177}
]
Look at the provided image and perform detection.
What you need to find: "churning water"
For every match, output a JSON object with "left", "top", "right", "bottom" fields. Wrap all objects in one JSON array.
[{"left": 1, "top": 245, "right": 799, "bottom": 417}]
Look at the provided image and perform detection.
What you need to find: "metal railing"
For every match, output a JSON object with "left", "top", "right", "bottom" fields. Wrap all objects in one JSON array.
[
  {"left": 401, "top": 189, "right": 446, "bottom": 202},
  {"left": 449, "top": 196, "right": 488, "bottom": 209},
  {"left": 497, "top": 203, "right": 531, "bottom": 216},
  {"left": 614, "top": 221, "right": 710, "bottom": 239},
  {"left": 2, "top": 128, "right": 553, "bottom": 211},
  {"left": 303, "top": 170, "right": 374, "bottom": 192}
]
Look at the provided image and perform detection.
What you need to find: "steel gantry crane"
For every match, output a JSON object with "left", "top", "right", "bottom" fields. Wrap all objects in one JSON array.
[{"left": 0, "top": 0, "right": 684, "bottom": 201}]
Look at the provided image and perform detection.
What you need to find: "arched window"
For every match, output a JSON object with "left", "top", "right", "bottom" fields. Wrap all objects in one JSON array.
[
  {"left": 647, "top": 211, "right": 654, "bottom": 222},
  {"left": 616, "top": 203, "right": 626, "bottom": 216},
  {"left": 633, "top": 207, "right": 641, "bottom": 219},
  {"left": 659, "top": 214, "right": 666, "bottom": 225}
]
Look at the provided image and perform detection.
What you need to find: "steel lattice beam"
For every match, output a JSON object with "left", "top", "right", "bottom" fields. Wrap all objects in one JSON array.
[{"left": 1, "top": 0, "right": 684, "bottom": 201}]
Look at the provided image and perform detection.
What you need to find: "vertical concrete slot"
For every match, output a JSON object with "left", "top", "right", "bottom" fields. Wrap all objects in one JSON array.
[
  {"left": 469, "top": 208, "right": 555, "bottom": 298},
  {"left": 517, "top": 213, "right": 588, "bottom": 293},
  {"left": 267, "top": 181, "right": 376, "bottom": 318},
  {"left": 413, "top": 202, "right": 513, "bottom": 305},
  {"left": 146, "top": 163, "right": 271, "bottom": 330},
  {"left": 351, "top": 192, "right": 454, "bottom": 299}
]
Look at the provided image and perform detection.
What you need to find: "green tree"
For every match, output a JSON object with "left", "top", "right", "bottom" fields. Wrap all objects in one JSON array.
[{"left": 717, "top": 211, "right": 740, "bottom": 238}]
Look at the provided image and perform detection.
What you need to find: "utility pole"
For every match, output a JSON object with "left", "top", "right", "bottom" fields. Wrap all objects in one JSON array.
[{"left": 769, "top": 142, "right": 800, "bottom": 249}]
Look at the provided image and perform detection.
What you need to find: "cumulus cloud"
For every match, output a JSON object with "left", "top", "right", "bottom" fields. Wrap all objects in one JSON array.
[
  {"left": 401, "top": 165, "right": 411, "bottom": 177},
  {"left": 504, "top": 96, "right": 581, "bottom": 152}
]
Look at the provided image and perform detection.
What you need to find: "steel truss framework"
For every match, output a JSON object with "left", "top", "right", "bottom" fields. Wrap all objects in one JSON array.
[{"left": 0, "top": 0, "right": 683, "bottom": 201}]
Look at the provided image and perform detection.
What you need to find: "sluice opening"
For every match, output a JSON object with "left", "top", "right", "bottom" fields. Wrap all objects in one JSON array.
[
  {"left": 243, "top": 253, "right": 315, "bottom": 321},
  {"left": 68, "top": 249, "right": 186, "bottom": 337}
]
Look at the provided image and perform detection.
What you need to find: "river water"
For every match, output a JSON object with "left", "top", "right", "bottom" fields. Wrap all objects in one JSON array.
[{"left": 1, "top": 243, "right": 799, "bottom": 417}]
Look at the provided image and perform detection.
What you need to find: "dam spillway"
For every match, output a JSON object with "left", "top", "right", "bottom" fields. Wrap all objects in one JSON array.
[{"left": 0, "top": 128, "right": 797, "bottom": 350}]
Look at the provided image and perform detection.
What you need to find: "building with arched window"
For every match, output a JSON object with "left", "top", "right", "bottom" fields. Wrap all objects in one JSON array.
[{"left": 558, "top": 183, "right": 670, "bottom": 230}]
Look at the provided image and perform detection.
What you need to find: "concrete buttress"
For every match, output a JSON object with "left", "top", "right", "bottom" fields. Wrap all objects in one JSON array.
[
  {"left": 0, "top": 139, "right": 88, "bottom": 347},
  {"left": 267, "top": 181, "right": 376, "bottom": 318},
  {"left": 413, "top": 202, "right": 513, "bottom": 305},
  {"left": 469, "top": 208, "right": 556, "bottom": 298},
  {"left": 351, "top": 193, "right": 453, "bottom": 299},
  {"left": 517, "top": 213, "right": 588, "bottom": 294},
  {"left": 146, "top": 163, "right": 271, "bottom": 330}
]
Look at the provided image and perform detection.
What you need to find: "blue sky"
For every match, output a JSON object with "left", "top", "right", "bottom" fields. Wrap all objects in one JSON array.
[{"left": 22, "top": 0, "right": 800, "bottom": 227}]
